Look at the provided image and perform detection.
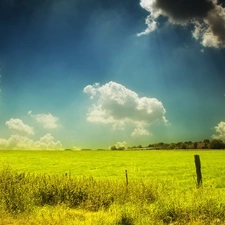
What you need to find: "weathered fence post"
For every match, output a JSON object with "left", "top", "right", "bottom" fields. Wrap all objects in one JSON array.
[
  {"left": 125, "top": 170, "right": 128, "bottom": 185},
  {"left": 194, "top": 155, "right": 202, "bottom": 188}
]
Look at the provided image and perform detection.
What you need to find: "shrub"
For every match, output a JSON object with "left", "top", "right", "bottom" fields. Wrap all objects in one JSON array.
[
  {"left": 0, "top": 168, "right": 34, "bottom": 213},
  {"left": 0, "top": 167, "right": 158, "bottom": 215},
  {"left": 117, "top": 213, "right": 134, "bottom": 225}
]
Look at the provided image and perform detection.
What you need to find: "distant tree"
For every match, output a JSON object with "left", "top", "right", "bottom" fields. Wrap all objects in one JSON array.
[
  {"left": 184, "top": 142, "right": 190, "bottom": 149},
  {"left": 176, "top": 142, "right": 183, "bottom": 149},
  {"left": 117, "top": 146, "right": 125, "bottom": 150},
  {"left": 194, "top": 142, "right": 198, "bottom": 149},
  {"left": 163, "top": 143, "right": 169, "bottom": 149},
  {"left": 186, "top": 141, "right": 193, "bottom": 149},
  {"left": 110, "top": 145, "right": 117, "bottom": 150},
  {"left": 209, "top": 139, "right": 225, "bottom": 149},
  {"left": 157, "top": 142, "right": 164, "bottom": 146},
  {"left": 169, "top": 143, "right": 176, "bottom": 149},
  {"left": 137, "top": 145, "right": 142, "bottom": 148},
  {"left": 203, "top": 139, "right": 210, "bottom": 149},
  {"left": 180, "top": 143, "right": 187, "bottom": 149}
]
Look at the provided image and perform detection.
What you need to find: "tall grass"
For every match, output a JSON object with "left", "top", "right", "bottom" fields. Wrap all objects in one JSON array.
[
  {"left": 0, "top": 167, "right": 157, "bottom": 213},
  {"left": 0, "top": 167, "right": 225, "bottom": 224}
]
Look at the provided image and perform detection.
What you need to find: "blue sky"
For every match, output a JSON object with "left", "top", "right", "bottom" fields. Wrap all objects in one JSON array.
[{"left": 0, "top": 0, "right": 225, "bottom": 149}]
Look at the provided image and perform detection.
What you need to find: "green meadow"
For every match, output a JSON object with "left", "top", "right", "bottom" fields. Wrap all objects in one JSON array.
[{"left": 0, "top": 150, "right": 225, "bottom": 224}]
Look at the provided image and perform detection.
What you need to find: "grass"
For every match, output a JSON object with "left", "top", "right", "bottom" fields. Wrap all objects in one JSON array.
[{"left": 0, "top": 149, "right": 225, "bottom": 224}]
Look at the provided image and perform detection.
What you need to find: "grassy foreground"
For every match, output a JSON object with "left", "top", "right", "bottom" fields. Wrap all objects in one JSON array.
[{"left": 0, "top": 150, "right": 225, "bottom": 224}]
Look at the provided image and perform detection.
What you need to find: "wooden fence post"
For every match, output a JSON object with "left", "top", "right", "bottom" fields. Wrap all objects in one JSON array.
[
  {"left": 194, "top": 155, "right": 202, "bottom": 188},
  {"left": 125, "top": 170, "right": 128, "bottom": 186}
]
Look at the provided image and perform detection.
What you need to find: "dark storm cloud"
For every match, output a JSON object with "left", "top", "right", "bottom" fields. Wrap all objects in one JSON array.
[
  {"left": 207, "top": 5, "right": 225, "bottom": 42},
  {"left": 154, "top": 0, "right": 215, "bottom": 22},
  {"left": 139, "top": 0, "right": 225, "bottom": 48}
]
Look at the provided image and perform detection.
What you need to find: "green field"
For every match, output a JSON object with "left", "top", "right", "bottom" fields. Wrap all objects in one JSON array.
[
  {"left": 0, "top": 150, "right": 225, "bottom": 224},
  {"left": 0, "top": 149, "right": 224, "bottom": 187}
]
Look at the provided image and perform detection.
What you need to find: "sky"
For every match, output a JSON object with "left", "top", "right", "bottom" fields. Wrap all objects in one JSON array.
[{"left": 0, "top": 0, "right": 225, "bottom": 150}]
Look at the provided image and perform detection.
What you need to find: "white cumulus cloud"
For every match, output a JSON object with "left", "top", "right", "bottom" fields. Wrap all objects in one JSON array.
[
  {"left": 28, "top": 111, "right": 59, "bottom": 129},
  {"left": 109, "top": 141, "right": 127, "bottom": 150},
  {"left": 0, "top": 135, "right": 34, "bottom": 150},
  {"left": 115, "top": 141, "right": 127, "bottom": 149},
  {"left": 0, "top": 133, "right": 63, "bottom": 150},
  {"left": 131, "top": 127, "right": 150, "bottom": 138},
  {"left": 138, "top": 0, "right": 225, "bottom": 48},
  {"left": 72, "top": 146, "right": 81, "bottom": 150},
  {"left": 5, "top": 118, "right": 35, "bottom": 136},
  {"left": 33, "top": 133, "right": 63, "bottom": 150},
  {"left": 212, "top": 121, "right": 225, "bottom": 140},
  {"left": 0, "top": 117, "right": 63, "bottom": 150},
  {"left": 83, "top": 81, "right": 168, "bottom": 137}
]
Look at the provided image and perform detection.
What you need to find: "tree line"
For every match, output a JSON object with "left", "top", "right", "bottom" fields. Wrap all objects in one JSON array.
[{"left": 110, "top": 139, "right": 225, "bottom": 150}]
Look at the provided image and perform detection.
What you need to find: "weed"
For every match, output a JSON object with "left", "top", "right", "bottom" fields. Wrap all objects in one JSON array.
[{"left": 117, "top": 213, "right": 134, "bottom": 225}]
